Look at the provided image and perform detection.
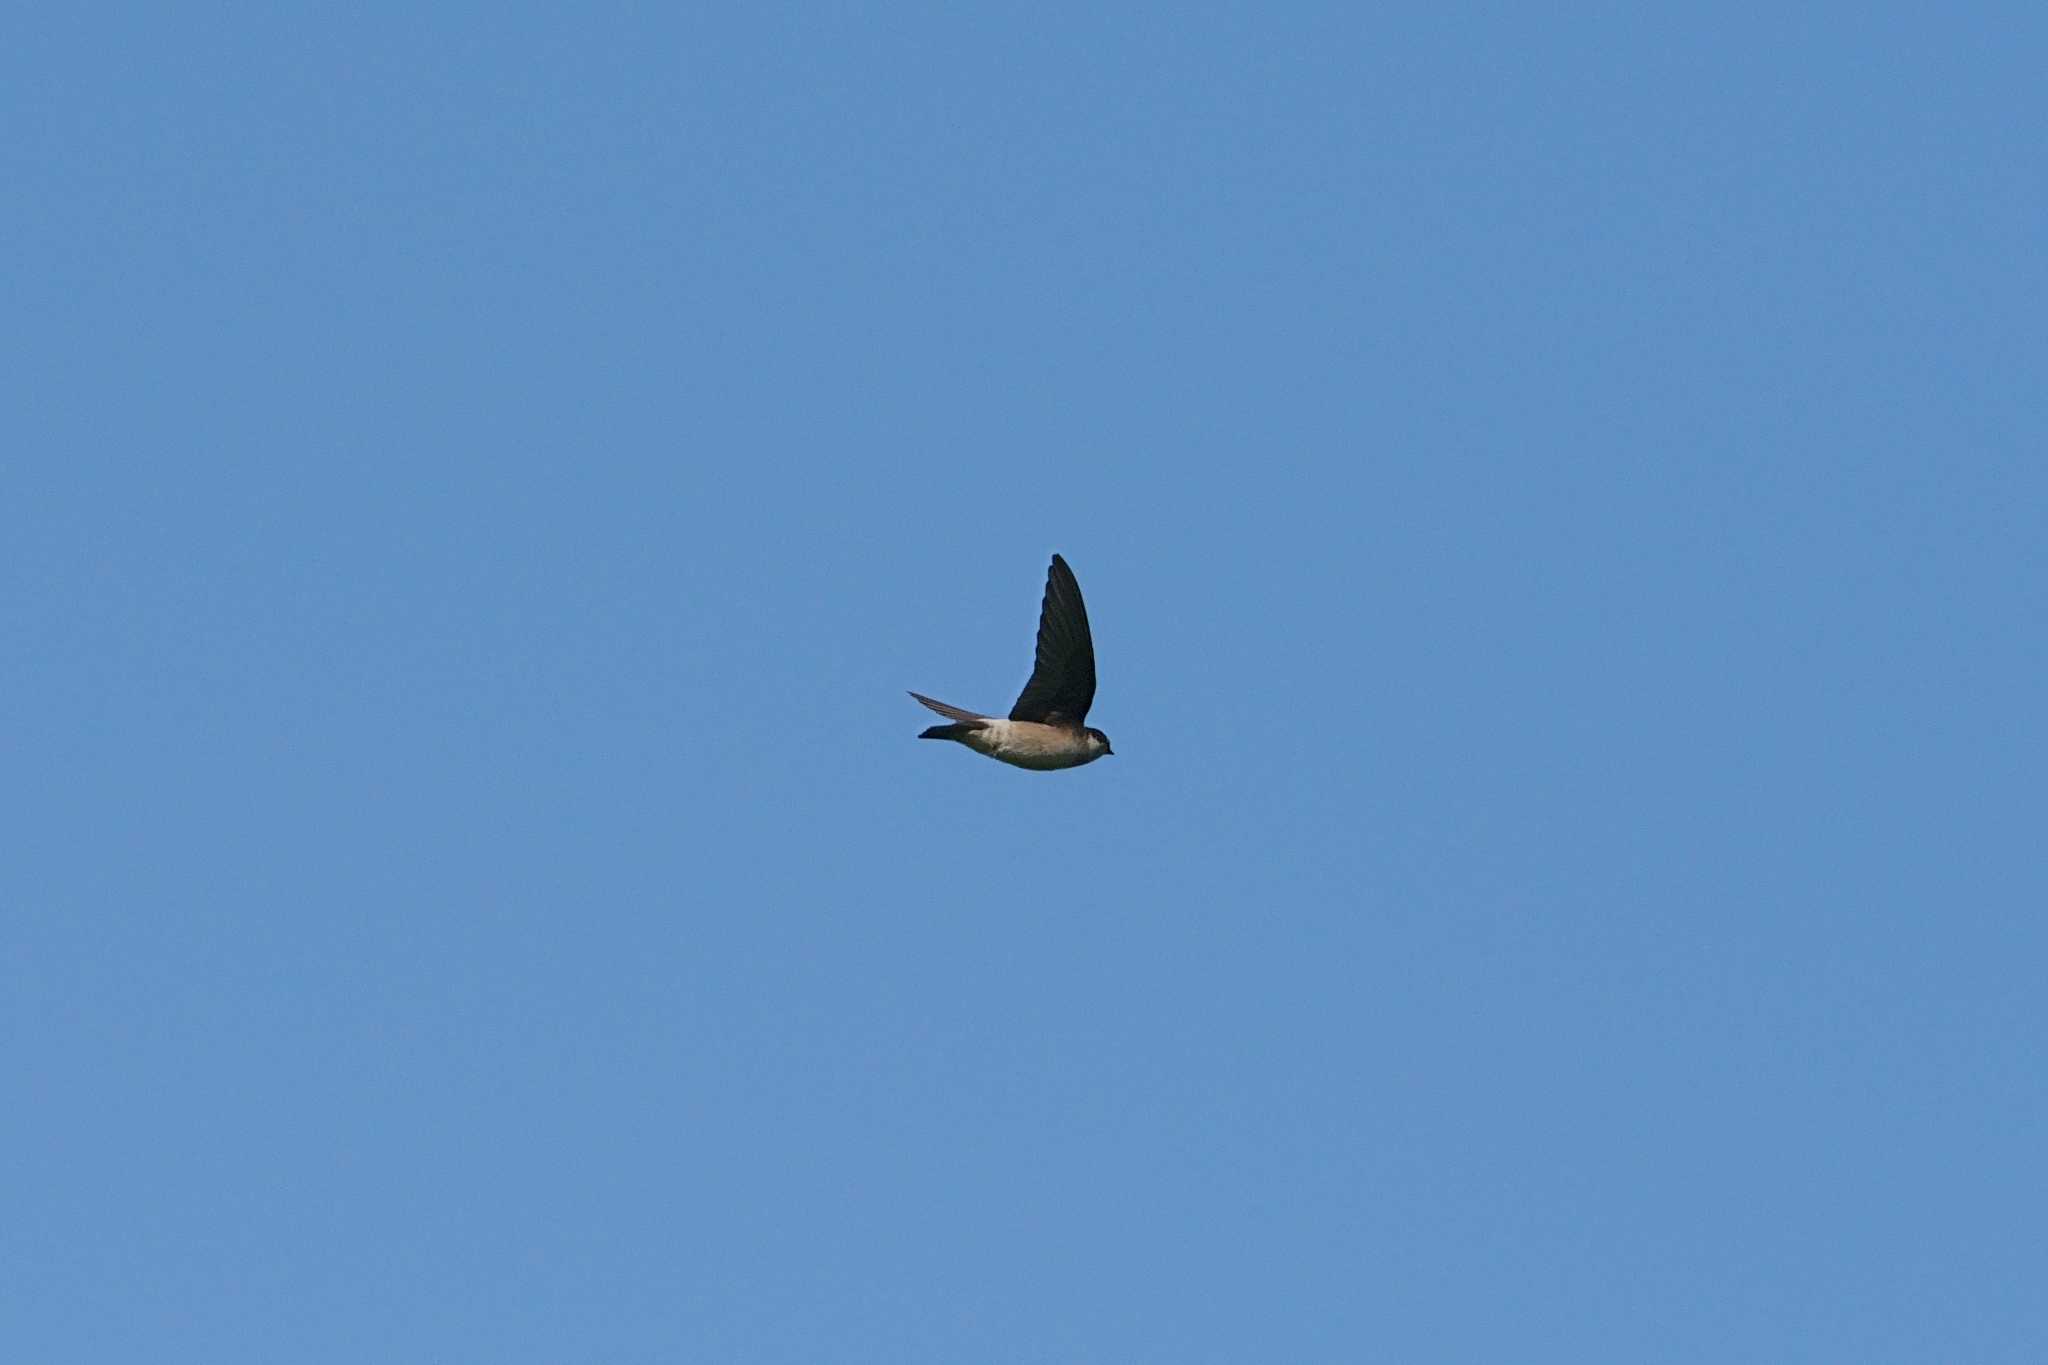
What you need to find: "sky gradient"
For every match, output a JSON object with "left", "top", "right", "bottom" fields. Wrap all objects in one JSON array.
[{"left": 6, "top": 5, "right": 2044, "bottom": 1361}]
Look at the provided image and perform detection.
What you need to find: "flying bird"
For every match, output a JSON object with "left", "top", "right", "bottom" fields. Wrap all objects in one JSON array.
[{"left": 909, "top": 553, "right": 1114, "bottom": 770}]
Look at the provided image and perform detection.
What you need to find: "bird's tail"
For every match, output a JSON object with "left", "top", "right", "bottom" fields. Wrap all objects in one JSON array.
[{"left": 919, "top": 722, "right": 984, "bottom": 742}]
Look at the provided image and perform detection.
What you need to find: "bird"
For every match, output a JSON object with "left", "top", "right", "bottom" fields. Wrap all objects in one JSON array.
[{"left": 909, "top": 553, "right": 1114, "bottom": 770}]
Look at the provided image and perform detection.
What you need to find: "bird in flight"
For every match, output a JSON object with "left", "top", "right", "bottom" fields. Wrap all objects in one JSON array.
[{"left": 909, "top": 553, "right": 1114, "bottom": 770}]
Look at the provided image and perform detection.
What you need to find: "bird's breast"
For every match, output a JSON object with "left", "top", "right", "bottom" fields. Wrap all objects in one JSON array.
[{"left": 970, "top": 720, "right": 1099, "bottom": 771}]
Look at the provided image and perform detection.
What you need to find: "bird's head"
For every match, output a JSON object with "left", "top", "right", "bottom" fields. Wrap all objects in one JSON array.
[{"left": 1084, "top": 727, "right": 1114, "bottom": 758}]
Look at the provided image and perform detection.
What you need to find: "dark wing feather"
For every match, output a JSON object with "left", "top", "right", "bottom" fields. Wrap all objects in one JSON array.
[
  {"left": 908, "top": 691, "right": 989, "bottom": 722},
  {"left": 1009, "top": 554, "right": 1097, "bottom": 725}
]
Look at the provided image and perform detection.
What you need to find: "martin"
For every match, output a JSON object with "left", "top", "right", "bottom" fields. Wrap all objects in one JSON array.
[{"left": 910, "top": 553, "right": 1114, "bottom": 770}]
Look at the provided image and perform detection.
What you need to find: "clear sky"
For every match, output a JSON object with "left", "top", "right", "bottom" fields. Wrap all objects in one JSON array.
[{"left": 6, "top": 5, "right": 2043, "bottom": 1361}]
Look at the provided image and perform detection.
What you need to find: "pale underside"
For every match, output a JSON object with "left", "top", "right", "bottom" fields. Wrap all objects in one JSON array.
[{"left": 955, "top": 718, "right": 1101, "bottom": 771}]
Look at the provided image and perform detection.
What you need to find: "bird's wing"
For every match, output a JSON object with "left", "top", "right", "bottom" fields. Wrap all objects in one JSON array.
[
  {"left": 1008, "top": 554, "right": 1097, "bottom": 726},
  {"left": 908, "top": 691, "right": 989, "bottom": 722}
]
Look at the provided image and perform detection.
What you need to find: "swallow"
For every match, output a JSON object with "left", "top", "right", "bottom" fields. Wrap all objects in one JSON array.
[{"left": 910, "top": 553, "right": 1114, "bottom": 770}]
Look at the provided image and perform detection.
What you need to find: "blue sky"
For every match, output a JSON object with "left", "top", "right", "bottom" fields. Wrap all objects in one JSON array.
[{"left": 6, "top": 5, "right": 2043, "bottom": 1361}]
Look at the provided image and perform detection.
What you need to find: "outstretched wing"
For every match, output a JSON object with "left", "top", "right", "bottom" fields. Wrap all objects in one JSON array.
[
  {"left": 908, "top": 691, "right": 989, "bottom": 722},
  {"left": 1009, "top": 554, "right": 1097, "bottom": 726}
]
